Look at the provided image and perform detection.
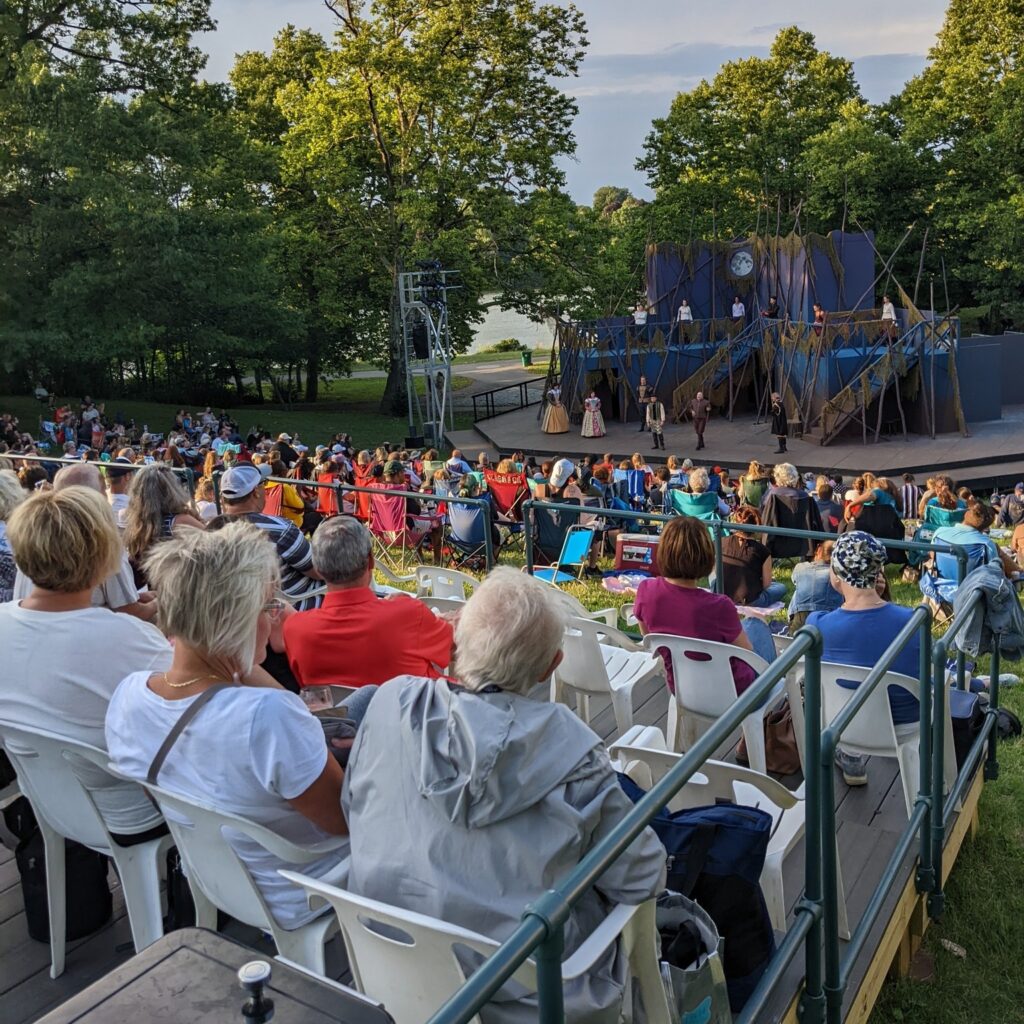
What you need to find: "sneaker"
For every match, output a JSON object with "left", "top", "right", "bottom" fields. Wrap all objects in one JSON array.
[{"left": 835, "top": 748, "right": 868, "bottom": 786}]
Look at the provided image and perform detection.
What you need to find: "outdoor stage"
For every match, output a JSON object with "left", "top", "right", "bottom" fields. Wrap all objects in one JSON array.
[{"left": 454, "top": 402, "right": 1024, "bottom": 489}]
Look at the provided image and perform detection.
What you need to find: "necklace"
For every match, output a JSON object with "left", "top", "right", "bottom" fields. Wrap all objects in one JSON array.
[{"left": 161, "top": 672, "right": 222, "bottom": 690}]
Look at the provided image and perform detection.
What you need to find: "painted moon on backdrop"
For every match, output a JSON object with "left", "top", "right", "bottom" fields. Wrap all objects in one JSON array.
[{"left": 729, "top": 250, "right": 754, "bottom": 277}]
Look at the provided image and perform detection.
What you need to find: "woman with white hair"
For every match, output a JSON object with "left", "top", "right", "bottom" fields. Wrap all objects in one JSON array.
[
  {"left": 0, "top": 469, "right": 26, "bottom": 601},
  {"left": 105, "top": 522, "right": 348, "bottom": 929},
  {"left": 343, "top": 567, "right": 665, "bottom": 1024},
  {"left": 670, "top": 465, "right": 730, "bottom": 519},
  {"left": 761, "top": 462, "right": 823, "bottom": 559}
]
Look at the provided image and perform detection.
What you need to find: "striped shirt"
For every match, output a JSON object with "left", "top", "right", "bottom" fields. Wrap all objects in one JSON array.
[
  {"left": 899, "top": 483, "right": 920, "bottom": 520},
  {"left": 211, "top": 512, "right": 322, "bottom": 611}
]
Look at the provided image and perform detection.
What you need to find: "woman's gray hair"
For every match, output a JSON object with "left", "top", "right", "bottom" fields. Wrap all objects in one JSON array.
[
  {"left": 773, "top": 462, "right": 800, "bottom": 488},
  {"left": 688, "top": 466, "right": 710, "bottom": 493},
  {"left": 311, "top": 516, "right": 372, "bottom": 584},
  {"left": 454, "top": 567, "right": 566, "bottom": 695},
  {"left": 0, "top": 469, "right": 26, "bottom": 520},
  {"left": 143, "top": 521, "right": 280, "bottom": 675},
  {"left": 123, "top": 463, "right": 193, "bottom": 562}
]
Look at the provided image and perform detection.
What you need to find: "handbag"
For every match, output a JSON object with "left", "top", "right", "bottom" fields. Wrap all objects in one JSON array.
[
  {"left": 656, "top": 891, "right": 733, "bottom": 1024},
  {"left": 734, "top": 698, "right": 802, "bottom": 776}
]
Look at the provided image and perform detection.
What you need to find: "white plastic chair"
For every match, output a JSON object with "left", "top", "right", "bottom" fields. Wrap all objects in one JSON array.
[
  {"left": 278, "top": 871, "right": 671, "bottom": 1024},
  {"left": 134, "top": 780, "right": 348, "bottom": 975},
  {"left": 549, "top": 589, "right": 619, "bottom": 629},
  {"left": 818, "top": 662, "right": 957, "bottom": 819},
  {"left": 553, "top": 618, "right": 666, "bottom": 740},
  {"left": 0, "top": 722, "right": 173, "bottom": 978},
  {"left": 415, "top": 566, "right": 480, "bottom": 601},
  {"left": 0, "top": 772, "right": 22, "bottom": 851},
  {"left": 417, "top": 595, "right": 466, "bottom": 616},
  {"left": 608, "top": 726, "right": 850, "bottom": 940},
  {"left": 641, "top": 634, "right": 779, "bottom": 773}
]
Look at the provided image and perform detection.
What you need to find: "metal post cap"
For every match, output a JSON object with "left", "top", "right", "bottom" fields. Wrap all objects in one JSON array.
[{"left": 238, "top": 961, "right": 272, "bottom": 992}]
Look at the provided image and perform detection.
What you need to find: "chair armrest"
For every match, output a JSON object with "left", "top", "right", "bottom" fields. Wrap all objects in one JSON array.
[
  {"left": 561, "top": 902, "right": 640, "bottom": 980},
  {"left": 594, "top": 623, "right": 645, "bottom": 652},
  {"left": 374, "top": 563, "right": 417, "bottom": 585},
  {"left": 619, "top": 603, "right": 637, "bottom": 627},
  {"left": 585, "top": 606, "right": 619, "bottom": 628}
]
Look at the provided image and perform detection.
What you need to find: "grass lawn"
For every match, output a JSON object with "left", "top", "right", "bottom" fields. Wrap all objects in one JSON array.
[
  {"left": 1, "top": 375, "right": 474, "bottom": 452},
  {"left": 378, "top": 544, "right": 1024, "bottom": 1024}
]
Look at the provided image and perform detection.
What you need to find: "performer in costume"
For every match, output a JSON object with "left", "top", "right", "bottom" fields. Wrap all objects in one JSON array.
[
  {"left": 646, "top": 395, "right": 666, "bottom": 450},
  {"left": 636, "top": 375, "right": 651, "bottom": 432},
  {"left": 687, "top": 391, "right": 711, "bottom": 451},
  {"left": 541, "top": 384, "right": 570, "bottom": 434},
  {"left": 581, "top": 391, "right": 605, "bottom": 439}
]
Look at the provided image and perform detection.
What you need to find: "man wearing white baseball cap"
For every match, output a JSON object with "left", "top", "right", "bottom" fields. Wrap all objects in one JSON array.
[{"left": 210, "top": 463, "right": 323, "bottom": 610}]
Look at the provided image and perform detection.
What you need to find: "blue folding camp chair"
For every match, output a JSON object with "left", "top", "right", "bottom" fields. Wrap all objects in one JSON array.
[
  {"left": 533, "top": 524, "right": 598, "bottom": 584},
  {"left": 626, "top": 469, "right": 647, "bottom": 511},
  {"left": 668, "top": 489, "right": 721, "bottom": 522},
  {"left": 446, "top": 502, "right": 489, "bottom": 568}
]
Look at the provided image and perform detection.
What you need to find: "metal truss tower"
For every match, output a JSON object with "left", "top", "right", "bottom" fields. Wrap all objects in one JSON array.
[{"left": 398, "top": 262, "right": 461, "bottom": 446}]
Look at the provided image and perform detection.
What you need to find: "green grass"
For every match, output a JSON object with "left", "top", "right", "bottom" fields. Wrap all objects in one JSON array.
[
  {"left": 2, "top": 376, "right": 475, "bottom": 452},
  {"left": 347, "top": 344, "right": 552, "bottom": 372}
]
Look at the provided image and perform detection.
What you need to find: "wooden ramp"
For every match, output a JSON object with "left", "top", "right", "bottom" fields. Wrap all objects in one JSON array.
[{"left": 0, "top": 675, "right": 983, "bottom": 1023}]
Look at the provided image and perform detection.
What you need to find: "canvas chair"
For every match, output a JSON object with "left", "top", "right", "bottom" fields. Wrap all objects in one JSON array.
[{"left": 368, "top": 486, "right": 431, "bottom": 575}]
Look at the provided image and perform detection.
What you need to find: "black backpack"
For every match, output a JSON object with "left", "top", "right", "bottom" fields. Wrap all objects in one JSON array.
[{"left": 618, "top": 773, "right": 776, "bottom": 1012}]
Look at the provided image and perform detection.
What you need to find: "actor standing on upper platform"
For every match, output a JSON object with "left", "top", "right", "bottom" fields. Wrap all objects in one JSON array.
[
  {"left": 687, "top": 391, "right": 711, "bottom": 451},
  {"left": 771, "top": 393, "right": 788, "bottom": 454},
  {"left": 646, "top": 395, "right": 666, "bottom": 451}
]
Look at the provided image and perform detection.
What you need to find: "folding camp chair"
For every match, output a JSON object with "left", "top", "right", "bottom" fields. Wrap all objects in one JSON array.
[
  {"left": 315, "top": 473, "right": 340, "bottom": 517},
  {"left": 534, "top": 497, "right": 581, "bottom": 567},
  {"left": 368, "top": 487, "right": 431, "bottom": 575},
  {"left": 625, "top": 469, "right": 647, "bottom": 512},
  {"left": 483, "top": 468, "right": 529, "bottom": 550},
  {"left": 263, "top": 481, "right": 284, "bottom": 517},
  {"left": 445, "top": 502, "right": 489, "bottom": 569},
  {"left": 532, "top": 525, "right": 597, "bottom": 584},
  {"left": 667, "top": 488, "right": 720, "bottom": 522}
]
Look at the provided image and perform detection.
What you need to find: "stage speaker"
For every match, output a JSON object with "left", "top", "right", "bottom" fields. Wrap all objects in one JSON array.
[
  {"left": 411, "top": 322, "right": 429, "bottom": 359},
  {"left": 404, "top": 435, "right": 425, "bottom": 449}
]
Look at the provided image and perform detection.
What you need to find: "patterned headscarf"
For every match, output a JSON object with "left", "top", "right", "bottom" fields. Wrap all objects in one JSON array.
[{"left": 830, "top": 531, "right": 887, "bottom": 589}]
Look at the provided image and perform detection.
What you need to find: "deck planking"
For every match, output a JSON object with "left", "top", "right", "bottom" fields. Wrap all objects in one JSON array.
[{"left": 0, "top": 675, "right": 981, "bottom": 1024}]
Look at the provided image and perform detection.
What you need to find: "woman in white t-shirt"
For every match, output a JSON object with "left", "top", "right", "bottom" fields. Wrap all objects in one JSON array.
[
  {"left": 731, "top": 295, "right": 746, "bottom": 320},
  {"left": 106, "top": 522, "right": 348, "bottom": 929},
  {"left": 0, "top": 486, "right": 172, "bottom": 839}
]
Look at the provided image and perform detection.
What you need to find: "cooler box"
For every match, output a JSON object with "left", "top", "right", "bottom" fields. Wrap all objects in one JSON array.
[{"left": 615, "top": 533, "right": 661, "bottom": 575}]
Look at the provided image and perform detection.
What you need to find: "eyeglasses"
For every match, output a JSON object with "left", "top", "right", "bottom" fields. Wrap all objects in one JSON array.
[{"left": 261, "top": 597, "right": 287, "bottom": 621}]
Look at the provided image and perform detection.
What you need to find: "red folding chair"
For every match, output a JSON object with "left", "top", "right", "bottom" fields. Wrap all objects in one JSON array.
[
  {"left": 316, "top": 472, "right": 340, "bottom": 517},
  {"left": 263, "top": 482, "right": 284, "bottom": 517},
  {"left": 368, "top": 485, "right": 432, "bottom": 576},
  {"left": 352, "top": 463, "right": 376, "bottom": 520},
  {"left": 483, "top": 468, "right": 529, "bottom": 550}
]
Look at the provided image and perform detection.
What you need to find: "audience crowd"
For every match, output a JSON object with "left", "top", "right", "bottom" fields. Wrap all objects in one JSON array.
[{"left": 2, "top": 393, "right": 1021, "bottom": 1021}]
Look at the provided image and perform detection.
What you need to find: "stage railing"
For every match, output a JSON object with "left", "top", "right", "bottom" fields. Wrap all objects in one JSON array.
[{"left": 471, "top": 380, "right": 545, "bottom": 422}]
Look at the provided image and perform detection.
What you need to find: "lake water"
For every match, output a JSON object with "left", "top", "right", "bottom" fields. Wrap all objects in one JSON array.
[{"left": 469, "top": 298, "right": 555, "bottom": 353}]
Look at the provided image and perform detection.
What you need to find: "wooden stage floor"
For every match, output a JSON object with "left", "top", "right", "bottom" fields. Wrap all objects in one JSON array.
[
  {"left": 0, "top": 675, "right": 984, "bottom": 1024},
  {"left": 463, "top": 402, "right": 1024, "bottom": 488}
]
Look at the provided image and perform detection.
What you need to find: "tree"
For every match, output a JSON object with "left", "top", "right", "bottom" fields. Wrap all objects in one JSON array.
[
  {"left": 638, "top": 27, "right": 860, "bottom": 239},
  {"left": 275, "top": 0, "right": 587, "bottom": 414}
]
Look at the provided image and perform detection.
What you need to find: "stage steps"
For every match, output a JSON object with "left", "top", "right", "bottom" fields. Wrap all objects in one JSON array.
[{"left": 670, "top": 328, "right": 761, "bottom": 422}]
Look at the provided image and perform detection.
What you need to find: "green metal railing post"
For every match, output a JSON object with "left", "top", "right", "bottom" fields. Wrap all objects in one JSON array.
[
  {"left": 524, "top": 500, "right": 536, "bottom": 572},
  {"left": 798, "top": 631, "right": 826, "bottom": 1024},
  {"left": 929, "top": 637, "right": 947, "bottom": 920},
  {"left": 533, "top": 915, "right": 566, "bottom": 1024},
  {"left": 713, "top": 519, "right": 724, "bottom": 593},
  {"left": 985, "top": 642, "right": 1001, "bottom": 781},
  {"left": 915, "top": 622, "right": 935, "bottom": 895}
]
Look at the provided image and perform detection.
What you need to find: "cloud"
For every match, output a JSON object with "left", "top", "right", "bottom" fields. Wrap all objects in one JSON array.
[{"left": 750, "top": 21, "right": 791, "bottom": 35}]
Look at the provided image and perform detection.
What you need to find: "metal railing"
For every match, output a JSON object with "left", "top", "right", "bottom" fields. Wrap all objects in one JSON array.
[
  {"left": 4, "top": 451, "right": 195, "bottom": 491},
  {"left": 471, "top": 380, "right": 545, "bottom": 422}
]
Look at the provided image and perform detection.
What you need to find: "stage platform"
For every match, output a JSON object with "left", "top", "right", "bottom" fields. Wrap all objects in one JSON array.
[{"left": 457, "top": 403, "right": 1024, "bottom": 489}]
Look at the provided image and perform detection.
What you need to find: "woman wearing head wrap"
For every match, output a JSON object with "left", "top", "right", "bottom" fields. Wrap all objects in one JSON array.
[{"left": 806, "top": 531, "right": 920, "bottom": 786}]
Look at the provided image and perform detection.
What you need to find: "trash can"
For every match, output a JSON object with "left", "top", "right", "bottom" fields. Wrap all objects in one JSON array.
[{"left": 520, "top": 350, "right": 532, "bottom": 367}]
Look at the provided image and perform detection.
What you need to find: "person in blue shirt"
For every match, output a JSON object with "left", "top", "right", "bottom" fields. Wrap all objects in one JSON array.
[{"left": 808, "top": 532, "right": 920, "bottom": 786}]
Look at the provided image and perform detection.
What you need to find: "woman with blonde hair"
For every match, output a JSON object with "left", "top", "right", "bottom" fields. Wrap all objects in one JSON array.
[
  {"left": 0, "top": 469, "right": 27, "bottom": 602},
  {"left": 193, "top": 477, "right": 219, "bottom": 522},
  {"left": 123, "top": 464, "right": 205, "bottom": 584},
  {"left": 738, "top": 460, "right": 771, "bottom": 508}
]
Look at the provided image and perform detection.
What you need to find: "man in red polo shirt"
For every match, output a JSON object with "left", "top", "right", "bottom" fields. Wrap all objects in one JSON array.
[{"left": 283, "top": 517, "right": 454, "bottom": 687}]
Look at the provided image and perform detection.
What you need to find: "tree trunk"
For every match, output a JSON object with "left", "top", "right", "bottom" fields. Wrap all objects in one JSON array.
[
  {"left": 379, "top": 260, "right": 409, "bottom": 417},
  {"left": 305, "top": 348, "right": 320, "bottom": 403},
  {"left": 229, "top": 362, "right": 245, "bottom": 402},
  {"left": 253, "top": 365, "right": 265, "bottom": 404}
]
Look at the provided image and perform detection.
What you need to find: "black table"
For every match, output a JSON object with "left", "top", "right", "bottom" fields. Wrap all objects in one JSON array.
[{"left": 36, "top": 928, "right": 394, "bottom": 1024}]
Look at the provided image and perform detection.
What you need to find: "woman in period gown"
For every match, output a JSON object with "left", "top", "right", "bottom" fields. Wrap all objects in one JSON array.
[
  {"left": 581, "top": 391, "right": 605, "bottom": 438},
  {"left": 541, "top": 385, "right": 570, "bottom": 434}
]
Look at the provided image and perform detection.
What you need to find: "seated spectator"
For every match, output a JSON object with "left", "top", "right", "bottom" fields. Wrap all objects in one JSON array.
[
  {"left": 378, "top": 459, "right": 444, "bottom": 562},
  {"left": 284, "top": 517, "right": 453, "bottom": 686},
  {"left": 13, "top": 463, "right": 158, "bottom": 621},
  {"left": 738, "top": 460, "right": 770, "bottom": 507},
  {"left": 807, "top": 532, "right": 920, "bottom": 786},
  {"left": 266, "top": 459, "right": 306, "bottom": 528},
  {"left": 1, "top": 486, "right": 171, "bottom": 839},
  {"left": 788, "top": 540, "right": 841, "bottom": 630},
  {"left": 123, "top": 463, "right": 205, "bottom": 585},
  {"left": 998, "top": 482, "right": 1024, "bottom": 529},
  {"left": 844, "top": 475, "right": 899, "bottom": 516},
  {"left": 720, "top": 506, "right": 787, "bottom": 608},
  {"left": 106, "top": 522, "right": 349, "bottom": 929},
  {"left": 0, "top": 470, "right": 26, "bottom": 602},
  {"left": 209, "top": 463, "right": 323, "bottom": 610},
  {"left": 670, "top": 466, "right": 729, "bottom": 518},
  {"left": 899, "top": 474, "right": 921, "bottom": 521},
  {"left": 194, "top": 477, "right": 219, "bottom": 521},
  {"left": 544, "top": 458, "right": 604, "bottom": 577},
  {"left": 445, "top": 448, "right": 473, "bottom": 477},
  {"left": 343, "top": 568, "right": 664, "bottom": 1023},
  {"left": 761, "top": 463, "right": 823, "bottom": 559},
  {"left": 923, "top": 483, "right": 966, "bottom": 527},
  {"left": 814, "top": 479, "right": 843, "bottom": 532},
  {"left": 104, "top": 456, "right": 134, "bottom": 525},
  {"left": 930, "top": 500, "right": 1016, "bottom": 580},
  {"left": 634, "top": 515, "right": 775, "bottom": 693},
  {"left": 649, "top": 466, "right": 671, "bottom": 510}
]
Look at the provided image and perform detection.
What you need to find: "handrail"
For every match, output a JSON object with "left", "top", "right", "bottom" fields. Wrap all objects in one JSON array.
[
  {"left": 472, "top": 380, "right": 545, "bottom": 422},
  {"left": 426, "top": 628, "right": 825, "bottom": 1024},
  {"left": 261, "top": 476, "right": 496, "bottom": 570},
  {"left": 6, "top": 451, "right": 195, "bottom": 489}
]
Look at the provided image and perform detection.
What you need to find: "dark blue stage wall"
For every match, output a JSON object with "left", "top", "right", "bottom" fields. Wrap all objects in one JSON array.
[{"left": 646, "top": 231, "right": 876, "bottom": 323}]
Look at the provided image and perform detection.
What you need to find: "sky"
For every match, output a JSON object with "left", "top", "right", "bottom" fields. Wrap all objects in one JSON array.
[{"left": 199, "top": 0, "right": 949, "bottom": 203}]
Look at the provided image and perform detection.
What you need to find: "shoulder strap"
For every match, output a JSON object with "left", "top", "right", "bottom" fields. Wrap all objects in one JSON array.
[
  {"left": 147, "top": 684, "right": 231, "bottom": 785},
  {"left": 673, "top": 822, "right": 719, "bottom": 898}
]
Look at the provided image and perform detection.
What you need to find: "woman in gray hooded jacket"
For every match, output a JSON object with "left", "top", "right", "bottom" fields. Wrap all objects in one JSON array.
[{"left": 342, "top": 567, "right": 665, "bottom": 1024}]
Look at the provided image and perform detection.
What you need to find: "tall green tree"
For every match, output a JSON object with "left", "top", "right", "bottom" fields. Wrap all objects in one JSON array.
[
  {"left": 277, "top": 0, "right": 587, "bottom": 413},
  {"left": 638, "top": 27, "right": 860, "bottom": 240}
]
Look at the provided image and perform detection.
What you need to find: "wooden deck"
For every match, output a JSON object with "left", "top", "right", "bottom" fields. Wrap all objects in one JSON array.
[{"left": 0, "top": 674, "right": 984, "bottom": 1024}]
